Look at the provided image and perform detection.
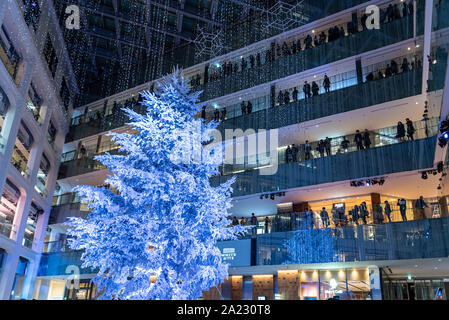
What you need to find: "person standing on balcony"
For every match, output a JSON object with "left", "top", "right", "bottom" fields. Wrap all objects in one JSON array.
[
  {"left": 232, "top": 217, "right": 239, "bottom": 226},
  {"left": 312, "top": 81, "right": 320, "bottom": 96},
  {"left": 325, "top": 137, "right": 332, "bottom": 156},
  {"left": 401, "top": 58, "right": 410, "bottom": 73},
  {"left": 374, "top": 203, "right": 384, "bottom": 224},
  {"left": 241, "top": 101, "right": 247, "bottom": 115},
  {"left": 323, "top": 74, "right": 331, "bottom": 93},
  {"left": 398, "top": 198, "right": 408, "bottom": 221},
  {"left": 415, "top": 196, "right": 429, "bottom": 220},
  {"left": 213, "top": 108, "right": 219, "bottom": 122},
  {"left": 355, "top": 130, "right": 364, "bottom": 150},
  {"left": 318, "top": 31, "right": 326, "bottom": 44},
  {"left": 284, "top": 90, "right": 290, "bottom": 105},
  {"left": 292, "top": 87, "right": 299, "bottom": 101},
  {"left": 360, "top": 202, "right": 368, "bottom": 225},
  {"left": 396, "top": 121, "right": 406, "bottom": 141},
  {"left": 247, "top": 101, "right": 253, "bottom": 114},
  {"left": 320, "top": 207, "right": 330, "bottom": 228},
  {"left": 278, "top": 90, "right": 284, "bottom": 105},
  {"left": 251, "top": 213, "right": 258, "bottom": 235},
  {"left": 384, "top": 201, "right": 392, "bottom": 223},
  {"left": 341, "top": 136, "right": 350, "bottom": 152},
  {"left": 292, "top": 144, "right": 299, "bottom": 162},
  {"left": 352, "top": 205, "right": 360, "bottom": 225},
  {"left": 363, "top": 129, "right": 371, "bottom": 149},
  {"left": 317, "top": 140, "right": 325, "bottom": 158},
  {"left": 386, "top": 4, "right": 394, "bottom": 22},
  {"left": 393, "top": 4, "right": 401, "bottom": 20},
  {"left": 286, "top": 145, "right": 292, "bottom": 163},
  {"left": 406, "top": 118, "right": 415, "bottom": 140},
  {"left": 221, "top": 108, "right": 226, "bottom": 121},
  {"left": 303, "top": 81, "right": 311, "bottom": 99},
  {"left": 391, "top": 60, "right": 399, "bottom": 75},
  {"left": 80, "top": 145, "right": 86, "bottom": 159},
  {"left": 331, "top": 207, "right": 339, "bottom": 227},
  {"left": 264, "top": 216, "right": 270, "bottom": 234},
  {"left": 385, "top": 64, "right": 393, "bottom": 77},
  {"left": 377, "top": 69, "right": 384, "bottom": 80},
  {"left": 304, "top": 140, "right": 312, "bottom": 160}
]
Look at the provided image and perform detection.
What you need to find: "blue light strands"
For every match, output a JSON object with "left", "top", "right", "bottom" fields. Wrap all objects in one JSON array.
[{"left": 283, "top": 227, "right": 339, "bottom": 265}]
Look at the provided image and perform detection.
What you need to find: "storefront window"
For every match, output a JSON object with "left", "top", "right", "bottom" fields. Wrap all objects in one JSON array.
[{"left": 64, "top": 279, "right": 96, "bottom": 300}]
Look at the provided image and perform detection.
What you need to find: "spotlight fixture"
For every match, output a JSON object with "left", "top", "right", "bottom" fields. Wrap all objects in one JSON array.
[
  {"left": 422, "top": 172, "right": 428, "bottom": 180},
  {"left": 433, "top": 170, "right": 438, "bottom": 176},
  {"left": 439, "top": 119, "right": 449, "bottom": 148},
  {"left": 438, "top": 185, "right": 442, "bottom": 190},
  {"left": 260, "top": 195, "right": 264, "bottom": 200},
  {"left": 270, "top": 194, "right": 275, "bottom": 200},
  {"left": 351, "top": 177, "right": 386, "bottom": 187}
]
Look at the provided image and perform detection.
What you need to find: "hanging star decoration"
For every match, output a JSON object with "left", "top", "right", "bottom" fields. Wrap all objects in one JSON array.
[
  {"left": 263, "top": 0, "right": 307, "bottom": 34},
  {"left": 193, "top": 27, "right": 229, "bottom": 60}
]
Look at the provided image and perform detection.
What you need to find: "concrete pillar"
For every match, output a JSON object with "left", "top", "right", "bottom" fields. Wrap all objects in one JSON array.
[
  {"left": 439, "top": 196, "right": 449, "bottom": 218},
  {"left": 20, "top": 259, "right": 38, "bottom": 299},
  {"left": 368, "top": 266, "right": 382, "bottom": 300},
  {"left": 0, "top": 250, "right": 19, "bottom": 299},
  {"left": 36, "top": 278, "right": 50, "bottom": 300}
]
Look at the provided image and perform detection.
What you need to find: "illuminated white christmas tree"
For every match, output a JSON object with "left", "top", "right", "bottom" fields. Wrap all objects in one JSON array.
[{"left": 66, "top": 70, "right": 249, "bottom": 300}]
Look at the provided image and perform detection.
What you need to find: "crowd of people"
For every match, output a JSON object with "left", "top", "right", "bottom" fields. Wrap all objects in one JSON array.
[
  {"left": 205, "top": 49, "right": 422, "bottom": 123},
  {"left": 281, "top": 117, "right": 419, "bottom": 164},
  {"left": 230, "top": 195, "right": 430, "bottom": 235},
  {"left": 190, "top": 0, "right": 416, "bottom": 89}
]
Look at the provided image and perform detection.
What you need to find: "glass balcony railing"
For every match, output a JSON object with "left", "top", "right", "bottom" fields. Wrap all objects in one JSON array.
[
  {"left": 38, "top": 217, "right": 449, "bottom": 276},
  {"left": 256, "top": 217, "right": 449, "bottom": 266},
  {"left": 212, "top": 136, "right": 437, "bottom": 198},
  {"left": 221, "top": 118, "right": 439, "bottom": 176},
  {"left": 217, "top": 68, "right": 423, "bottom": 135},
  {"left": 196, "top": 12, "right": 422, "bottom": 102},
  {"left": 58, "top": 148, "right": 122, "bottom": 179},
  {"left": 65, "top": 65, "right": 425, "bottom": 146},
  {"left": 65, "top": 99, "right": 146, "bottom": 143}
]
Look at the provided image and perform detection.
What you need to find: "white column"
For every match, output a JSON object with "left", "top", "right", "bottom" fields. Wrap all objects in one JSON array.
[
  {"left": 0, "top": 250, "right": 19, "bottom": 299},
  {"left": 422, "top": 0, "right": 434, "bottom": 94},
  {"left": 368, "top": 266, "right": 382, "bottom": 300},
  {"left": 20, "top": 258, "right": 39, "bottom": 299}
]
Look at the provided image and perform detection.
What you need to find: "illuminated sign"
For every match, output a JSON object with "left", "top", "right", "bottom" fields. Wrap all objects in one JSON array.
[{"left": 217, "top": 239, "right": 251, "bottom": 267}]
